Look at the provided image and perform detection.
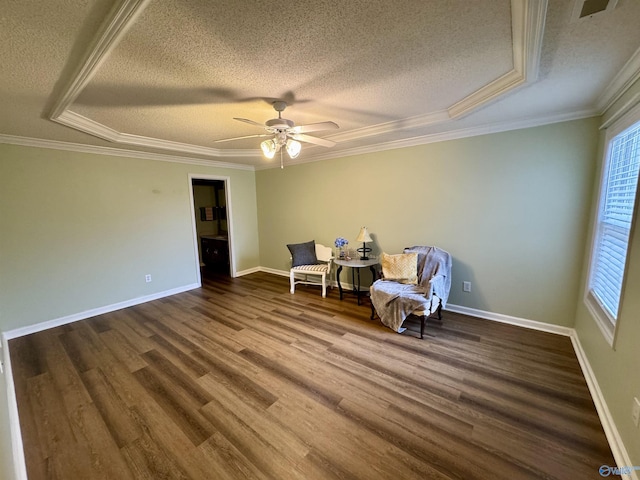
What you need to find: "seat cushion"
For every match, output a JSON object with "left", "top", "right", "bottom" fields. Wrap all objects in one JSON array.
[
  {"left": 287, "top": 240, "right": 318, "bottom": 267},
  {"left": 291, "top": 263, "right": 329, "bottom": 273}
]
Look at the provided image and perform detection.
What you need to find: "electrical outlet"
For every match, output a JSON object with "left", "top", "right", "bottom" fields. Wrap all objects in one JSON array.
[
  {"left": 632, "top": 397, "right": 640, "bottom": 427},
  {"left": 463, "top": 281, "right": 471, "bottom": 292},
  {"left": 145, "top": 274, "right": 152, "bottom": 283}
]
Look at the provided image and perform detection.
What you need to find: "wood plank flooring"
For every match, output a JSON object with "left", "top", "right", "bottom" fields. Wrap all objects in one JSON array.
[{"left": 10, "top": 271, "right": 615, "bottom": 479}]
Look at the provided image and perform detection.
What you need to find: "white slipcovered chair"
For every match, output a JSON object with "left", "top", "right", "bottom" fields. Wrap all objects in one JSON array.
[
  {"left": 370, "top": 246, "right": 452, "bottom": 338},
  {"left": 288, "top": 241, "right": 334, "bottom": 298}
]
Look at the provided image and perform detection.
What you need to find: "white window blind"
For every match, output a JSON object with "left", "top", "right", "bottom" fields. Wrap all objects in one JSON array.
[{"left": 589, "top": 120, "right": 640, "bottom": 322}]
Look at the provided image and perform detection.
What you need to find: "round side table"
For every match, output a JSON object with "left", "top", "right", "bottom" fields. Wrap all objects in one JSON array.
[{"left": 334, "top": 257, "right": 379, "bottom": 305}]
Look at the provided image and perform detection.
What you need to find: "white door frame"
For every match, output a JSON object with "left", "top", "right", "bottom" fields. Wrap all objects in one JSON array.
[{"left": 188, "top": 174, "right": 236, "bottom": 285}]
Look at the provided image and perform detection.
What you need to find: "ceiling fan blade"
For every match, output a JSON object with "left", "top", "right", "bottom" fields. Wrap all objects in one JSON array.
[
  {"left": 290, "top": 121, "right": 339, "bottom": 134},
  {"left": 290, "top": 133, "right": 336, "bottom": 148},
  {"left": 214, "top": 134, "right": 270, "bottom": 143},
  {"left": 233, "top": 117, "right": 265, "bottom": 127}
]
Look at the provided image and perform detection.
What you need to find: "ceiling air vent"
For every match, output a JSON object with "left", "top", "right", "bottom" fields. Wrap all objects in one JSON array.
[{"left": 571, "top": 0, "right": 618, "bottom": 22}]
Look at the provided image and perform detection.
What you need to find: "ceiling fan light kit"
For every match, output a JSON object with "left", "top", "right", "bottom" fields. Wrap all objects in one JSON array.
[
  {"left": 286, "top": 139, "right": 301, "bottom": 159},
  {"left": 260, "top": 139, "right": 278, "bottom": 159},
  {"left": 216, "top": 101, "right": 339, "bottom": 167}
]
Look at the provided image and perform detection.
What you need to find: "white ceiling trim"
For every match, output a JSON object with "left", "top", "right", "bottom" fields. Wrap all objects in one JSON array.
[
  {"left": 0, "top": 134, "right": 254, "bottom": 171},
  {"left": 329, "top": 0, "right": 548, "bottom": 143},
  {"left": 2, "top": 106, "right": 597, "bottom": 173},
  {"left": 256, "top": 107, "right": 599, "bottom": 170},
  {"left": 513, "top": 0, "right": 547, "bottom": 79},
  {"left": 55, "top": 110, "right": 120, "bottom": 142},
  {"left": 599, "top": 92, "right": 640, "bottom": 130},
  {"left": 448, "top": 70, "right": 524, "bottom": 119},
  {"left": 49, "top": 0, "right": 152, "bottom": 120},
  {"left": 448, "top": 0, "right": 547, "bottom": 118},
  {"left": 47, "top": 0, "right": 550, "bottom": 161},
  {"left": 56, "top": 110, "right": 259, "bottom": 158},
  {"left": 596, "top": 44, "right": 640, "bottom": 114},
  {"left": 328, "top": 110, "right": 450, "bottom": 143}
]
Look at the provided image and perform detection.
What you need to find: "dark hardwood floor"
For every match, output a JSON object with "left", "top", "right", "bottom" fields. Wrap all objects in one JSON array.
[{"left": 9, "top": 271, "right": 615, "bottom": 479}]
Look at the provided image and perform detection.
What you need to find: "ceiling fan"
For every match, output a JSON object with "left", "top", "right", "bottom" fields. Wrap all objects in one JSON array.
[{"left": 215, "top": 101, "right": 339, "bottom": 167}]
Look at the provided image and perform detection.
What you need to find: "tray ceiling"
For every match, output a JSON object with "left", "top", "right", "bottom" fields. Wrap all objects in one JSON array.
[{"left": 2, "top": 0, "right": 640, "bottom": 169}]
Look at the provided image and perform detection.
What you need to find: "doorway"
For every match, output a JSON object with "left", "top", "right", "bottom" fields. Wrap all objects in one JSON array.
[{"left": 190, "top": 176, "right": 233, "bottom": 282}]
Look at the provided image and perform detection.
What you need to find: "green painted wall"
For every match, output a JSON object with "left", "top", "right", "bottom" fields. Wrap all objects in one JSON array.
[
  {"left": 574, "top": 78, "right": 640, "bottom": 466},
  {"left": 0, "top": 143, "right": 260, "bottom": 478},
  {"left": 257, "top": 118, "right": 599, "bottom": 327},
  {"left": 2, "top": 115, "right": 632, "bottom": 477},
  {"left": 0, "top": 144, "right": 259, "bottom": 332}
]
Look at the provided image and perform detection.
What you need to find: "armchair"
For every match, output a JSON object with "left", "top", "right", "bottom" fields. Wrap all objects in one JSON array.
[
  {"left": 288, "top": 241, "right": 334, "bottom": 298},
  {"left": 370, "top": 246, "right": 451, "bottom": 338}
]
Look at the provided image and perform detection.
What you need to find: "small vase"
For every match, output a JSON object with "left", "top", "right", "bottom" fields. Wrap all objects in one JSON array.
[{"left": 339, "top": 248, "right": 346, "bottom": 259}]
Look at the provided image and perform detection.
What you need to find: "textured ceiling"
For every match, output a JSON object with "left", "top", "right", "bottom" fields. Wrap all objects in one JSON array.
[{"left": 1, "top": 0, "right": 640, "bottom": 168}]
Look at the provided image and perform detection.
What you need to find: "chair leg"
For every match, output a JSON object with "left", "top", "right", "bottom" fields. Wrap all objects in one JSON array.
[
  {"left": 420, "top": 315, "right": 425, "bottom": 339},
  {"left": 321, "top": 273, "right": 326, "bottom": 297},
  {"left": 290, "top": 271, "right": 295, "bottom": 294}
]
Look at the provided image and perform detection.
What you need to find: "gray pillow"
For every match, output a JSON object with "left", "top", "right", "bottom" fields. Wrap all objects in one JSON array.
[{"left": 287, "top": 240, "right": 318, "bottom": 267}]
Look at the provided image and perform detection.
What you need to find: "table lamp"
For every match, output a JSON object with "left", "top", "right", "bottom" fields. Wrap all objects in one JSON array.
[{"left": 356, "top": 226, "right": 372, "bottom": 260}]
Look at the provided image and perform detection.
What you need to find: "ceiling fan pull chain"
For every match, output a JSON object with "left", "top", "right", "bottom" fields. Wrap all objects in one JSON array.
[{"left": 280, "top": 149, "right": 284, "bottom": 169}]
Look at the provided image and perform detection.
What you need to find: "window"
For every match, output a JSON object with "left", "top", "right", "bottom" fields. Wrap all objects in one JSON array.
[{"left": 586, "top": 107, "right": 640, "bottom": 345}]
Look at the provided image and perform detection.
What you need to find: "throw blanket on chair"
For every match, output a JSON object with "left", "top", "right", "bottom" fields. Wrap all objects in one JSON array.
[{"left": 371, "top": 246, "right": 452, "bottom": 333}]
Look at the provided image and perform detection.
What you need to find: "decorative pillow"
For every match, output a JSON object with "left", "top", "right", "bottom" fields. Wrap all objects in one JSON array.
[
  {"left": 381, "top": 252, "right": 418, "bottom": 284},
  {"left": 404, "top": 247, "right": 427, "bottom": 283},
  {"left": 287, "top": 240, "right": 318, "bottom": 267}
]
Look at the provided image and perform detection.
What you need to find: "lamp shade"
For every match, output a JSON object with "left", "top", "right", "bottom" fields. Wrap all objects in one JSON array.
[
  {"left": 286, "top": 139, "right": 301, "bottom": 159},
  {"left": 260, "top": 139, "right": 277, "bottom": 159},
  {"left": 355, "top": 226, "right": 372, "bottom": 243}
]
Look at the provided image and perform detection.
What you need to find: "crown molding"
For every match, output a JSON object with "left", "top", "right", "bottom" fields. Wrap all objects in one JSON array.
[
  {"left": 49, "top": 0, "right": 152, "bottom": 120},
  {"left": 52, "top": 110, "right": 120, "bottom": 141},
  {"left": 513, "top": 0, "right": 547, "bottom": 79},
  {"left": 599, "top": 92, "right": 640, "bottom": 130},
  {"left": 328, "top": 110, "right": 449, "bottom": 143},
  {"left": 46, "top": 0, "right": 549, "bottom": 163},
  {"left": 54, "top": 110, "right": 260, "bottom": 159},
  {"left": 0, "top": 134, "right": 255, "bottom": 171},
  {"left": 448, "top": 70, "right": 525, "bottom": 119},
  {"left": 596, "top": 45, "right": 640, "bottom": 114},
  {"left": 116, "top": 129, "right": 257, "bottom": 159},
  {"left": 5, "top": 107, "right": 595, "bottom": 174},
  {"left": 255, "top": 107, "right": 599, "bottom": 170},
  {"left": 448, "top": 0, "right": 547, "bottom": 119}
]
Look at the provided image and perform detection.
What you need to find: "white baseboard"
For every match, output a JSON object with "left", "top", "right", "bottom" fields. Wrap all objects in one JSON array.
[
  {"left": 235, "top": 266, "right": 263, "bottom": 277},
  {"left": 1, "top": 271, "right": 635, "bottom": 479},
  {"left": 1, "top": 282, "right": 201, "bottom": 479},
  {"left": 444, "top": 303, "right": 636, "bottom": 479},
  {"left": 258, "top": 266, "right": 289, "bottom": 277},
  {"left": 2, "top": 334, "right": 28, "bottom": 480},
  {"left": 570, "top": 332, "right": 638, "bottom": 480},
  {"left": 445, "top": 303, "right": 574, "bottom": 336},
  {"left": 3, "top": 283, "right": 200, "bottom": 340}
]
